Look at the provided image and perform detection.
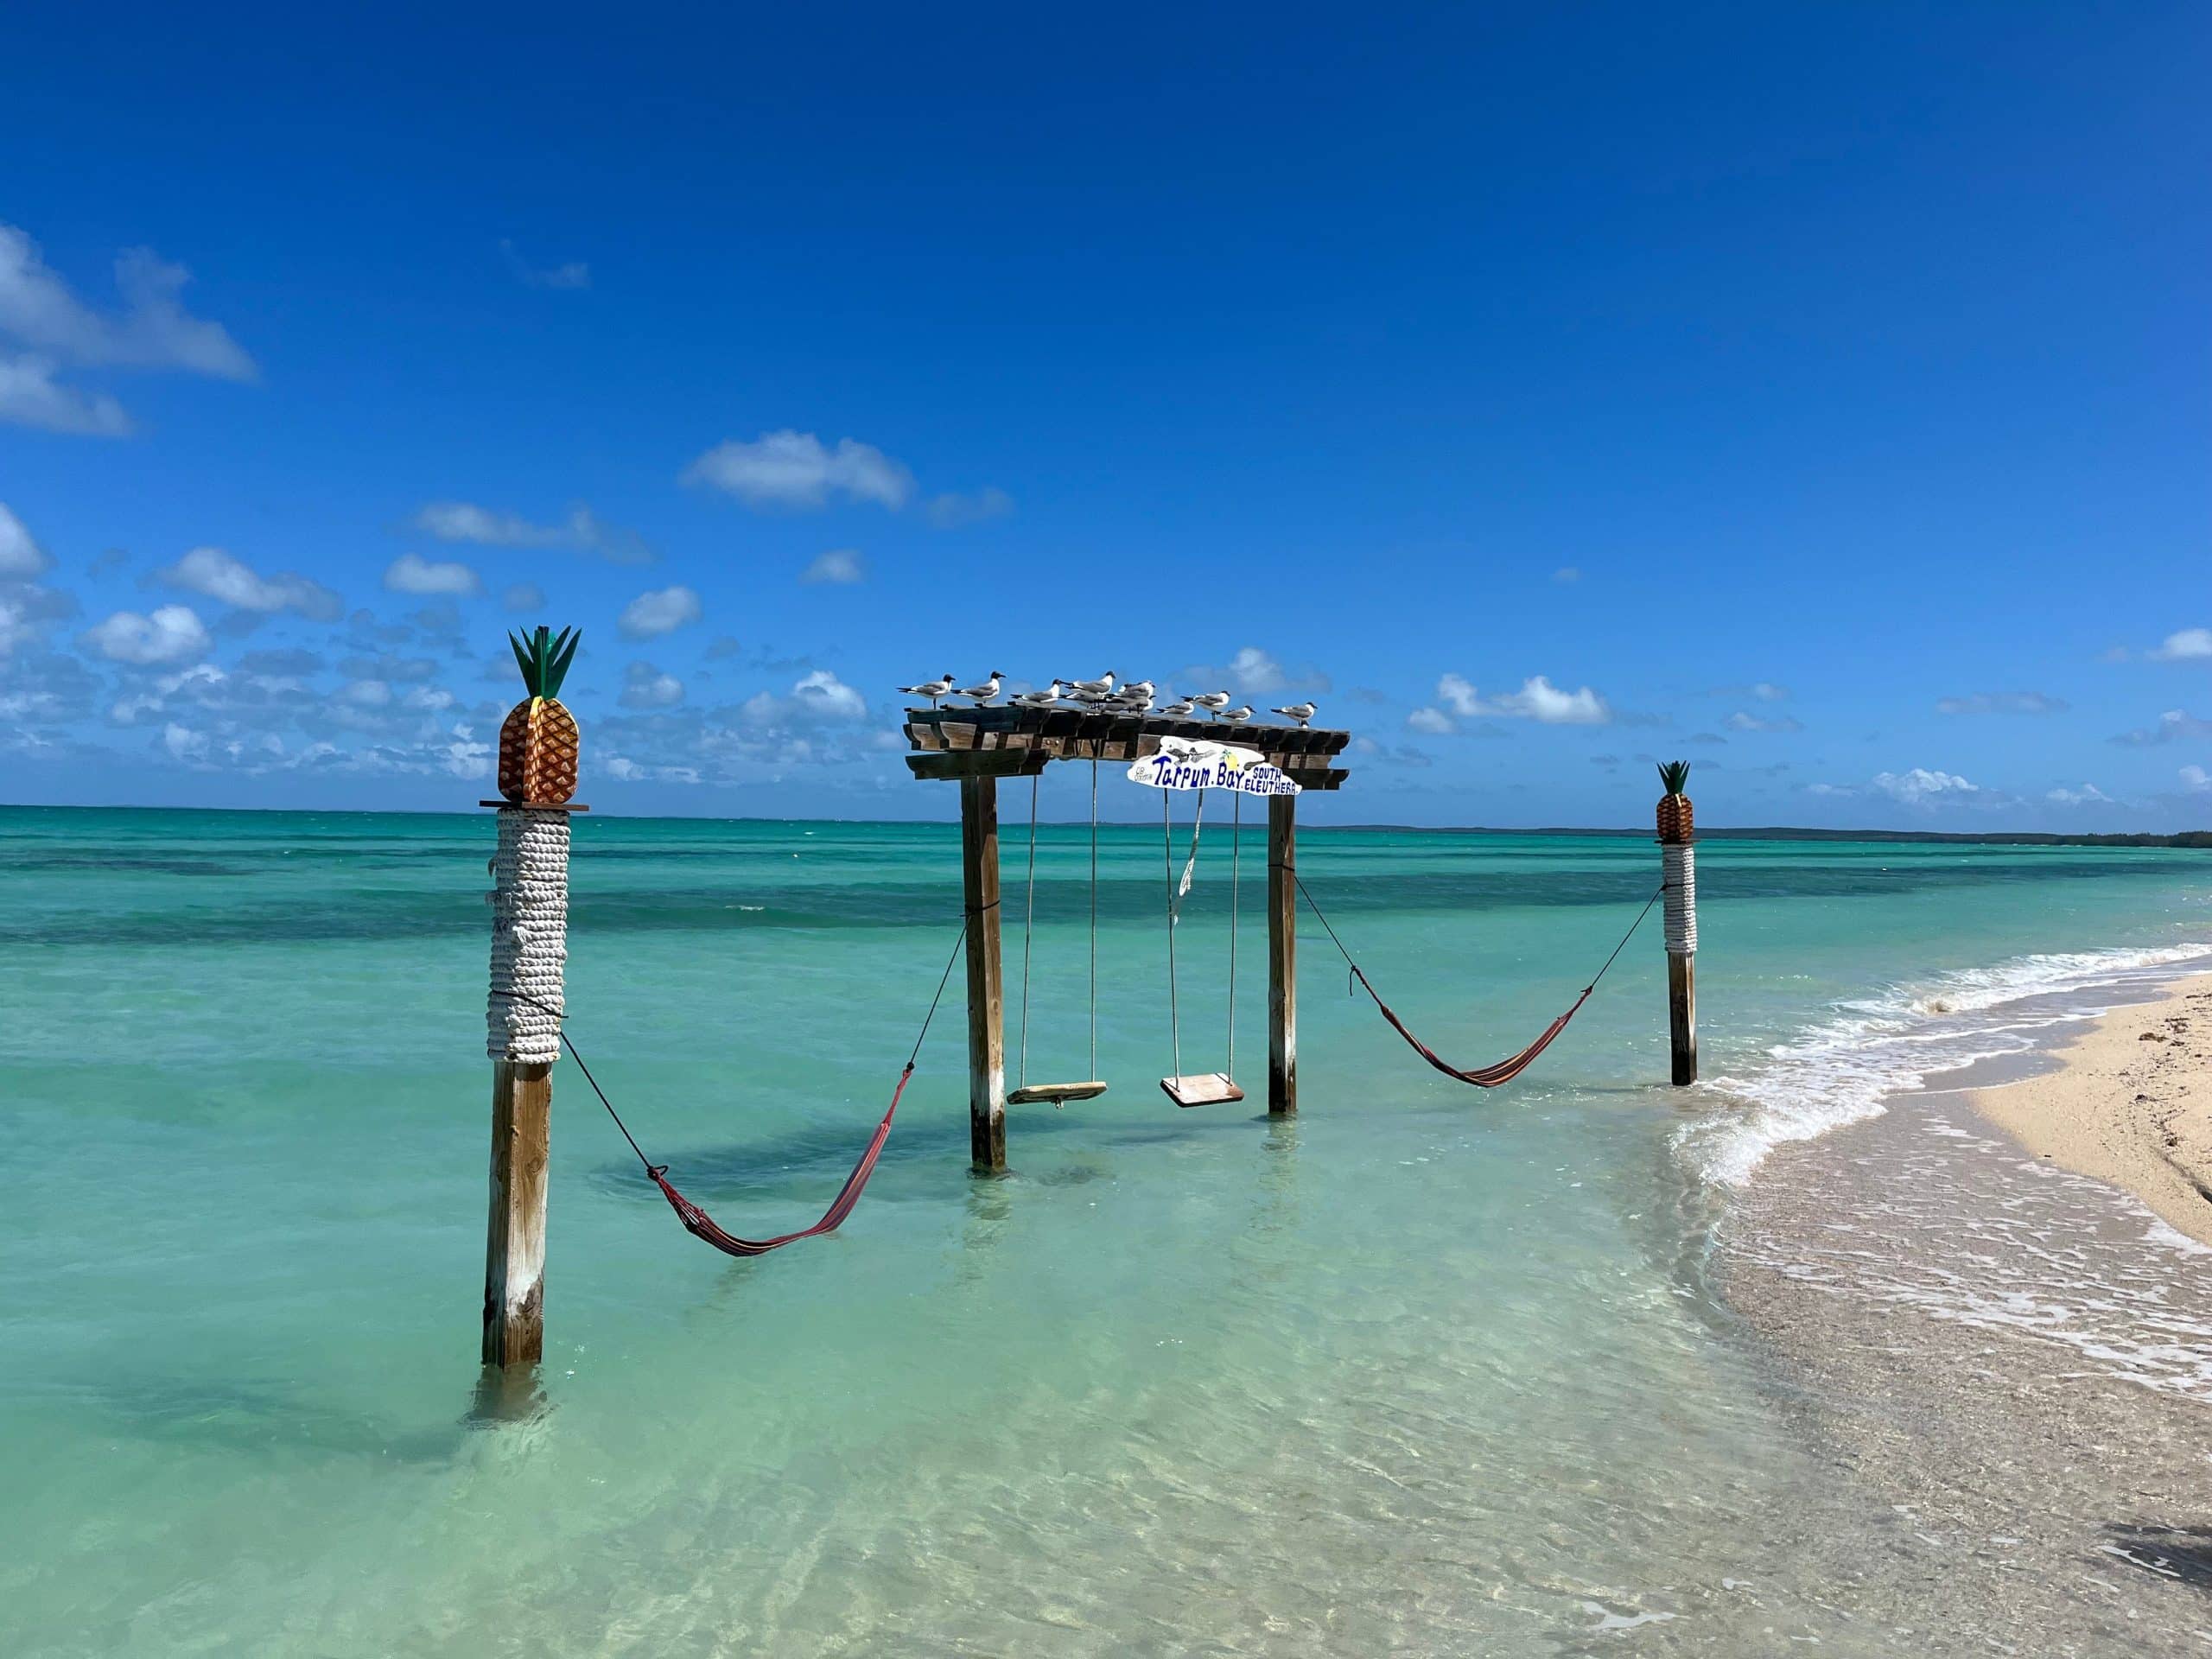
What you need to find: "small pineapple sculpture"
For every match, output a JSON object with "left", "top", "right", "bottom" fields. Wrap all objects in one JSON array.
[
  {"left": 498, "top": 626, "right": 582, "bottom": 804},
  {"left": 1655, "top": 760, "right": 1694, "bottom": 844}
]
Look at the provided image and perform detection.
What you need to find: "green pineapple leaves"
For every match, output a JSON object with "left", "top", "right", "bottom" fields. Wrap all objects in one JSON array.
[
  {"left": 508, "top": 625, "right": 582, "bottom": 700},
  {"left": 1656, "top": 760, "right": 1691, "bottom": 796}
]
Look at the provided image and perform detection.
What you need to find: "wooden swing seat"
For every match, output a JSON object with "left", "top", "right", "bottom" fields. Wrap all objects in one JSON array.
[
  {"left": 1160, "top": 1073, "right": 1245, "bottom": 1109},
  {"left": 1007, "top": 1080, "right": 1109, "bottom": 1106}
]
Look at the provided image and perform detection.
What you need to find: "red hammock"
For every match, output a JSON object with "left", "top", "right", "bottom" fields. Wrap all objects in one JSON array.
[
  {"left": 1356, "top": 972, "right": 1593, "bottom": 1087},
  {"left": 645, "top": 1064, "right": 914, "bottom": 1257},
  {"left": 1296, "top": 874, "right": 1663, "bottom": 1090}
]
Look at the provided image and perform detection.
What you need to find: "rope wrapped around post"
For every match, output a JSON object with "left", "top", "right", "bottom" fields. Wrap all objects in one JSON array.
[
  {"left": 1661, "top": 842, "right": 1697, "bottom": 955},
  {"left": 486, "top": 807, "right": 570, "bottom": 1063}
]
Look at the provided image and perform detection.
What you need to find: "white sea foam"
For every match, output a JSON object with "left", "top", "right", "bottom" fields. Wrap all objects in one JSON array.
[{"left": 1678, "top": 942, "right": 2212, "bottom": 1188}]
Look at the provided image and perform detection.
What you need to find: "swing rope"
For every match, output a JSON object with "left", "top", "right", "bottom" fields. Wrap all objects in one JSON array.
[
  {"left": 1228, "top": 789, "right": 1240, "bottom": 1080},
  {"left": 1017, "top": 772, "right": 1039, "bottom": 1090},
  {"left": 1163, "top": 789, "right": 1181, "bottom": 1077},
  {"left": 491, "top": 919, "right": 967, "bottom": 1257},
  {"left": 1293, "top": 874, "right": 1665, "bottom": 1089}
]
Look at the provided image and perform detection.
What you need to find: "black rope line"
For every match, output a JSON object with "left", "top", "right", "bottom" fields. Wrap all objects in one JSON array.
[
  {"left": 1292, "top": 871, "right": 1666, "bottom": 1007},
  {"left": 490, "top": 918, "right": 969, "bottom": 1178}
]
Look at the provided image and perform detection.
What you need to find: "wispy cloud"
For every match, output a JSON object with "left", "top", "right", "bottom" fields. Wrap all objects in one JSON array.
[
  {"left": 1811, "top": 767, "right": 1989, "bottom": 808},
  {"left": 1434, "top": 671, "right": 1611, "bottom": 726},
  {"left": 383, "top": 553, "right": 481, "bottom": 597},
  {"left": 800, "top": 548, "right": 867, "bottom": 585},
  {"left": 410, "top": 500, "right": 651, "bottom": 564},
  {"left": 0, "top": 502, "right": 49, "bottom": 577},
  {"left": 499, "top": 239, "right": 590, "bottom": 291},
  {"left": 619, "top": 661, "right": 685, "bottom": 709},
  {"left": 2110, "top": 709, "right": 2212, "bottom": 747},
  {"left": 157, "top": 546, "right": 341, "bottom": 620},
  {"left": 925, "top": 487, "right": 1015, "bottom": 528},
  {"left": 0, "top": 353, "right": 132, "bottom": 435},
  {"left": 618, "top": 584, "right": 702, "bottom": 639},
  {"left": 683, "top": 430, "right": 915, "bottom": 512},
  {"left": 1936, "top": 691, "right": 2068, "bottom": 715},
  {"left": 1725, "top": 710, "right": 1804, "bottom": 734},
  {"left": 2046, "top": 784, "right": 2113, "bottom": 806},
  {"left": 0, "top": 225, "right": 255, "bottom": 379}
]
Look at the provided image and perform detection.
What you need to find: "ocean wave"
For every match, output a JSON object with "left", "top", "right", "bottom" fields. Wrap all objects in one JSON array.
[{"left": 1677, "top": 942, "right": 2212, "bottom": 1187}]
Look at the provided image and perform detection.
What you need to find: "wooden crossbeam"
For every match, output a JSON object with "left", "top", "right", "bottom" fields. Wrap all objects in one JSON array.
[{"left": 902, "top": 705, "right": 1354, "bottom": 789}]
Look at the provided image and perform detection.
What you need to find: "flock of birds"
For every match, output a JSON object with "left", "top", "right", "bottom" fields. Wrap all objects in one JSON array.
[{"left": 897, "top": 670, "right": 1320, "bottom": 728}]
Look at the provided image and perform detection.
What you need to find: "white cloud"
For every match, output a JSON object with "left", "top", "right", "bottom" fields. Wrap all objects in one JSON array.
[
  {"left": 1749, "top": 682, "right": 1789, "bottom": 702},
  {"left": 410, "top": 500, "right": 648, "bottom": 563},
  {"left": 499, "top": 239, "right": 590, "bottom": 291},
  {"left": 620, "top": 661, "right": 685, "bottom": 709},
  {"left": 503, "top": 582, "right": 545, "bottom": 613},
  {"left": 1726, "top": 710, "right": 1805, "bottom": 734},
  {"left": 0, "top": 353, "right": 131, "bottom": 435},
  {"left": 2151, "top": 628, "right": 2212, "bottom": 662},
  {"left": 1407, "top": 706, "right": 1454, "bottom": 734},
  {"left": 0, "top": 501, "right": 48, "bottom": 576},
  {"left": 2046, "top": 784, "right": 2113, "bottom": 805},
  {"left": 2182, "top": 765, "right": 2210, "bottom": 794},
  {"left": 1180, "top": 646, "right": 1330, "bottom": 698},
  {"left": 84, "top": 603, "right": 212, "bottom": 665},
  {"left": 162, "top": 722, "right": 210, "bottom": 764},
  {"left": 737, "top": 668, "right": 867, "bottom": 727},
  {"left": 618, "top": 584, "right": 702, "bottom": 639},
  {"left": 925, "top": 487, "right": 1015, "bottom": 528},
  {"left": 1552, "top": 566, "right": 1580, "bottom": 583},
  {"left": 1870, "top": 768, "right": 1981, "bottom": 805},
  {"left": 682, "top": 430, "right": 914, "bottom": 511},
  {"left": 800, "top": 548, "right": 867, "bottom": 585},
  {"left": 0, "top": 225, "right": 255, "bottom": 379},
  {"left": 383, "top": 553, "right": 481, "bottom": 596},
  {"left": 1434, "top": 672, "right": 1610, "bottom": 725},
  {"left": 157, "top": 545, "right": 341, "bottom": 619}
]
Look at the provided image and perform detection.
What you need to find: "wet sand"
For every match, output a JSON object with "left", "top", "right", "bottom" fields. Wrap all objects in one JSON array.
[
  {"left": 1971, "top": 974, "right": 2212, "bottom": 1248},
  {"left": 1715, "top": 981, "right": 2212, "bottom": 1654}
]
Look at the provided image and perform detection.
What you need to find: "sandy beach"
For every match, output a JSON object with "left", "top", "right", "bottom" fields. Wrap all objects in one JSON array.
[{"left": 1972, "top": 973, "right": 2212, "bottom": 1247}]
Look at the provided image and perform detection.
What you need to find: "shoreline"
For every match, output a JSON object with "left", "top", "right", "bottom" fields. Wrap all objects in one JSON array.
[{"left": 1968, "top": 971, "right": 2212, "bottom": 1247}]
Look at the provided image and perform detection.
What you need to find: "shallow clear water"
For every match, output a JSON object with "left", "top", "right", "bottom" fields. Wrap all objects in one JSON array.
[{"left": 3, "top": 805, "right": 2209, "bottom": 1654}]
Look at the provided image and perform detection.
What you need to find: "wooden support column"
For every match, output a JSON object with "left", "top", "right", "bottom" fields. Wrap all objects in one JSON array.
[
  {"left": 959, "top": 775, "right": 1007, "bottom": 1170},
  {"left": 483, "top": 1059, "right": 551, "bottom": 1367},
  {"left": 481, "top": 798, "right": 578, "bottom": 1370},
  {"left": 1667, "top": 953, "right": 1697, "bottom": 1087},
  {"left": 1268, "top": 793, "right": 1297, "bottom": 1115}
]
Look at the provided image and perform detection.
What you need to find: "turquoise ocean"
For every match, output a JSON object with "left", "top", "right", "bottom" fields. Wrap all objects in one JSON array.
[{"left": 3, "top": 804, "right": 2209, "bottom": 1655}]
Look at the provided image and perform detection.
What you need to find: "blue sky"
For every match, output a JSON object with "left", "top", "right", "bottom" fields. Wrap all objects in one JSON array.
[{"left": 2, "top": 3, "right": 2206, "bottom": 827}]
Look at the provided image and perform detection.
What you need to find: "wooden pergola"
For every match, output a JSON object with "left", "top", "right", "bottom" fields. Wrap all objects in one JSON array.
[{"left": 904, "top": 704, "right": 1355, "bottom": 1170}]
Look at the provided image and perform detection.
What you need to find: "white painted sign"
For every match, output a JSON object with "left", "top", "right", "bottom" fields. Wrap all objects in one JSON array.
[{"left": 1126, "top": 740, "right": 1301, "bottom": 797}]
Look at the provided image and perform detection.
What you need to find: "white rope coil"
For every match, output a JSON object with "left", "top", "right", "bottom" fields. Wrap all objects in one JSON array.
[
  {"left": 486, "top": 808, "right": 570, "bottom": 1063},
  {"left": 1662, "top": 842, "right": 1697, "bottom": 955}
]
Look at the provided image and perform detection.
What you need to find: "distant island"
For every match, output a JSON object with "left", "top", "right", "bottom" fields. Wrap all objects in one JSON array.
[{"left": 1336, "top": 825, "right": 2212, "bottom": 849}]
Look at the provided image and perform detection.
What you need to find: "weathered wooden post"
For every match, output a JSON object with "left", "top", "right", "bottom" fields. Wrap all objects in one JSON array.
[
  {"left": 1268, "top": 792, "right": 1297, "bottom": 1114},
  {"left": 481, "top": 626, "right": 583, "bottom": 1369},
  {"left": 1656, "top": 760, "right": 1697, "bottom": 1085},
  {"left": 959, "top": 774, "right": 1007, "bottom": 1171}
]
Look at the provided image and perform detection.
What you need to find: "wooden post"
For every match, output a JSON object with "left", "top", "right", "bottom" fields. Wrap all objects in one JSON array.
[
  {"left": 1667, "top": 953, "right": 1697, "bottom": 1086},
  {"left": 959, "top": 776, "right": 1007, "bottom": 1170},
  {"left": 483, "top": 1059, "right": 551, "bottom": 1367},
  {"left": 482, "top": 801, "right": 577, "bottom": 1369},
  {"left": 1268, "top": 793, "right": 1297, "bottom": 1115}
]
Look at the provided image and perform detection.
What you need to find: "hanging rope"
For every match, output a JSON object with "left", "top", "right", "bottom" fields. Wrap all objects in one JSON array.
[
  {"left": 1293, "top": 874, "right": 1665, "bottom": 1089},
  {"left": 1162, "top": 789, "right": 1181, "bottom": 1077},
  {"left": 1089, "top": 760, "right": 1100, "bottom": 1080},
  {"left": 1227, "top": 789, "right": 1240, "bottom": 1080},
  {"left": 491, "top": 920, "right": 967, "bottom": 1257},
  {"left": 1016, "top": 772, "right": 1039, "bottom": 1090}
]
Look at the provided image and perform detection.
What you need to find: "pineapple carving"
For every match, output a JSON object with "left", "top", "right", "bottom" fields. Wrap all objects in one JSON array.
[
  {"left": 499, "top": 626, "right": 582, "bottom": 804},
  {"left": 1655, "top": 760, "right": 1694, "bottom": 844}
]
